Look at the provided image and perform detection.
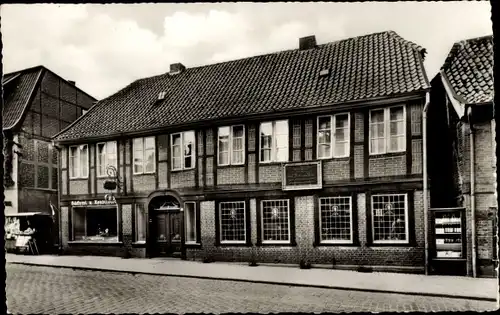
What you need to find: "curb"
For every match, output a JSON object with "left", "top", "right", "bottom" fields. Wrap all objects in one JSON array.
[{"left": 9, "top": 261, "right": 497, "bottom": 303}]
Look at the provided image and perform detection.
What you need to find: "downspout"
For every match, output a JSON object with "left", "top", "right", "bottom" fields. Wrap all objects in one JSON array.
[
  {"left": 468, "top": 107, "right": 477, "bottom": 277},
  {"left": 52, "top": 140, "right": 63, "bottom": 253},
  {"left": 422, "top": 91, "right": 431, "bottom": 275}
]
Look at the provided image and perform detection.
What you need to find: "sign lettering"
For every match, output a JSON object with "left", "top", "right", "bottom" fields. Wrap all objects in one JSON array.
[{"left": 71, "top": 200, "right": 116, "bottom": 207}]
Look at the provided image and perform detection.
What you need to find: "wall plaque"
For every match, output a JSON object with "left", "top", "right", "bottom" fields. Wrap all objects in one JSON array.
[{"left": 282, "top": 161, "right": 322, "bottom": 191}]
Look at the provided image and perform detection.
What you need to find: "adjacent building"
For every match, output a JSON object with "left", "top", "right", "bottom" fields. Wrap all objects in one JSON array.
[
  {"left": 428, "top": 35, "right": 496, "bottom": 277},
  {"left": 52, "top": 31, "right": 431, "bottom": 273},
  {"left": 3, "top": 66, "right": 96, "bottom": 232}
]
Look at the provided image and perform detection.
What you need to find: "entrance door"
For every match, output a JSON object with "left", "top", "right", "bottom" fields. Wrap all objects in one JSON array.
[{"left": 152, "top": 211, "right": 182, "bottom": 257}]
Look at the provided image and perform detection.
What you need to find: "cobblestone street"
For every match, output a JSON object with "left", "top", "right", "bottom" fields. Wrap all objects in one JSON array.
[{"left": 6, "top": 264, "right": 497, "bottom": 314}]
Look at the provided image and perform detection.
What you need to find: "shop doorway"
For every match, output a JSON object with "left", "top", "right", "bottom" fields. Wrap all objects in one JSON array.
[{"left": 149, "top": 195, "right": 183, "bottom": 258}]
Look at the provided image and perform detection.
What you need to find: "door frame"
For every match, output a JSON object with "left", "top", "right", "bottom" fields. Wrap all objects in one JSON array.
[{"left": 146, "top": 190, "right": 185, "bottom": 259}]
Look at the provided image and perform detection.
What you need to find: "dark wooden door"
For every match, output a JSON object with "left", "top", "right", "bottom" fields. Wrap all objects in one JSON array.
[{"left": 152, "top": 211, "right": 182, "bottom": 257}]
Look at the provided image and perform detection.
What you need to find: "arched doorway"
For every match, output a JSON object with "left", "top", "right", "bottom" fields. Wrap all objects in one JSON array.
[{"left": 148, "top": 194, "right": 183, "bottom": 258}]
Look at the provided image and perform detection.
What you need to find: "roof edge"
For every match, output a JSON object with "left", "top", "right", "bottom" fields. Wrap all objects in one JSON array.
[
  {"left": 3, "top": 68, "right": 45, "bottom": 131},
  {"left": 440, "top": 34, "right": 493, "bottom": 71},
  {"left": 440, "top": 70, "right": 465, "bottom": 118},
  {"left": 54, "top": 89, "right": 427, "bottom": 145}
]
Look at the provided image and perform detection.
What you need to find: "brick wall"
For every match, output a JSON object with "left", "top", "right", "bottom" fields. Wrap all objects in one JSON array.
[
  {"left": 259, "top": 165, "right": 282, "bottom": 183},
  {"left": 323, "top": 159, "right": 350, "bottom": 182},
  {"left": 187, "top": 190, "right": 425, "bottom": 270},
  {"left": 132, "top": 175, "right": 156, "bottom": 194},
  {"left": 217, "top": 166, "right": 245, "bottom": 185},
  {"left": 369, "top": 155, "right": 406, "bottom": 177},
  {"left": 170, "top": 170, "right": 196, "bottom": 189}
]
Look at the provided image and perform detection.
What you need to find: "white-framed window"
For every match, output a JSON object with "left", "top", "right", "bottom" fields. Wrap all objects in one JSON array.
[
  {"left": 371, "top": 194, "right": 409, "bottom": 243},
  {"left": 317, "top": 113, "right": 350, "bottom": 159},
  {"left": 184, "top": 202, "right": 197, "bottom": 244},
  {"left": 171, "top": 131, "right": 195, "bottom": 170},
  {"left": 219, "top": 201, "right": 246, "bottom": 243},
  {"left": 260, "top": 120, "right": 289, "bottom": 163},
  {"left": 261, "top": 199, "right": 290, "bottom": 244},
  {"left": 133, "top": 137, "right": 155, "bottom": 174},
  {"left": 319, "top": 196, "right": 353, "bottom": 243},
  {"left": 134, "top": 203, "right": 146, "bottom": 243},
  {"left": 369, "top": 106, "right": 406, "bottom": 155},
  {"left": 97, "top": 141, "right": 117, "bottom": 177},
  {"left": 218, "top": 125, "right": 245, "bottom": 166},
  {"left": 72, "top": 207, "right": 118, "bottom": 242},
  {"left": 69, "top": 144, "right": 88, "bottom": 179}
]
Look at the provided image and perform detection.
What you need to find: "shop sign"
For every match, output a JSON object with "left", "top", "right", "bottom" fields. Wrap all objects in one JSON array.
[
  {"left": 71, "top": 200, "right": 116, "bottom": 207},
  {"left": 282, "top": 161, "right": 322, "bottom": 191}
]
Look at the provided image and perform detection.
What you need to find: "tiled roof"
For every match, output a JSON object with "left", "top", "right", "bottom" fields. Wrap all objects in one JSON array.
[
  {"left": 2, "top": 67, "right": 43, "bottom": 130},
  {"left": 441, "top": 35, "right": 493, "bottom": 104},
  {"left": 54, "top": 30, "right": 430, "bottom": 142}
]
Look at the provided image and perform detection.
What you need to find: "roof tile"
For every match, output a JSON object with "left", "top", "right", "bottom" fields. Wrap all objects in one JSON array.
[
  {"left": 55, "top": 31, "right": 429, "bottom": 142},
  {"left": 442, "top": 35, "right": 493, "bottom": 104}
]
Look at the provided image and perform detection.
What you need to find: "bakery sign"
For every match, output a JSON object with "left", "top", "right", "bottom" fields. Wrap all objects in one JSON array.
[
  {"left": 282, "top": 161, "right": 322, "bottom": 191},
  {"left": 71, "top": 199, "right": 116, "bottom": 207}
]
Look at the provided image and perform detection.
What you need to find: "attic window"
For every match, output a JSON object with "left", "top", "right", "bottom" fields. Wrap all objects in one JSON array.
[
  {"left": 158, "top": 91, "right": 167, "bottom": 100},
  {"left": 320, "top": 69, "right": 330, "bottom": 77}
]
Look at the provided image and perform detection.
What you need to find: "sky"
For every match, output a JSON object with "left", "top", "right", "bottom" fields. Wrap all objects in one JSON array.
[{"left": 1, "top": 2, "right": 493, "bottom": 100}]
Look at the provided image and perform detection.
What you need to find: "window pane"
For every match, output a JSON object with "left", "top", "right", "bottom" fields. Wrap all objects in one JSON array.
[
  {"left": 84, "top": 208, "right": 118, "bottom": 242},
  {"left": 275, "top": 120, "right": 288, "bottom": 135},
  {"left": 390, "top": 107, "right": 404, "bottom": 121},
  {"left": 173, "top": 157, "right": 182, "bottom": 170},
  {"left": 261, "top": 148, "right": 271, "bottom": 162},
  {"left": 134, "top": 144, "right": 144, "bottom": 174},
  {"left": 107, "top": 141, "right": 117, "bottom": 155},
  {"left": 260, "top": 122, "right": 272, "bottom": 137},
  {"left": 276, "top": 148, "right": 288, "bottom": 162},
  {"left": 219, "top": 126, "right": 230, "bottom": 137},
  {"left": 335, "top": 114, "right": 349, "bottom": 129},
  {"left": 79, "top": 145, "right": 88, "bottom": 177},
  {"left": 172, "top": 134, "right": 181, "bottom": 147},
  {"left": 133, "top": 138, "right": 143, "bottom": 151},
  {"left": 145, "top": 137, "right": 155, "bottom": 150},
  {"left": 219, "top": 151, "right": 229, "bottom": 165},
  {"left": 262, "top": 200, "right": 290, "bottom": 242},
  {"left": 135, "top": 204, "right": 146, "bottom": 242},
  {"left": 334, "top": 143, "right": 346, "bottom": 156},
  {"left": 371, "top": 110, "right": 384, "bottom": 123},
  {"left": 261, "top": 135, "right": 272, "bottom": 149},
  {"left": 372, "top": 194, "right": 407, "bottom": 242},
  {"left": 318, "top": 130, "right": 331, "bottom": 144},
  {"left": 318, "top": 116, "right": 331, "bottom": 130},
  {"left": 145, "top": 149, "right": 155, "bottom": 172},
  {"left": 220, "top": 201, "right": 246, "bottom": 242},
  {"left": 320, "top": 197, "right": 352, "bottom": 242},
  {"left": 232, "top": 125, "right": 244, "bottom": 138},
  {"left": 185, "top": 203, "right": 196, "bottom": 242},
  {"left": 318, "top": 144, "right": 331, "bottom": 158},
  {"left": 232, "top": 137, "right": 243, "bottom": 151},
  {"left": 73, "top": 208, "right": 86, "bottom": 240},
  {"left": 232, "top": 150, "right": 244, "bottom": 164}
]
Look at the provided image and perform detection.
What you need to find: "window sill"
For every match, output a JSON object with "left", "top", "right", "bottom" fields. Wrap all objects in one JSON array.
[
  {"left": 258, "top": 161, "right": 287, "bottom": 166},
  {"left": 170, "top": 168, "right": 196, "bottom": 173},
  {"left": 68, "top": 241, "right": 123, "bottom": 246},
  {"left": 185, "top": 242, "right": 202, "bottom": 249},
  {"left": 317, "top": 156, "right": 351, "bottom": 162},
  {"left": 217, "top": 164, "right": 245, "bottom": 169},
  {"left": 313, "top": 241, "right": 360, "bottom": 247},
  {"left": 258, "top": 241, "right": 297, "bottom": 247},
  {"left": 367, "top": 242, "right": 415, "bottom": 248},
  {"left": 369, "top": 151, "right": 406, "bottom": 158},
  {"left": 132, "top": 172, "right": 156, "bottom": 176},
  {"left": 69, "top": 177, "right": 89, "bottom": 180},
  {"left": 216, "top": 242, "right": 252, "bottom": 247},
  {"left": 132, "top": 241, "right": 146, "bottom": 247}
]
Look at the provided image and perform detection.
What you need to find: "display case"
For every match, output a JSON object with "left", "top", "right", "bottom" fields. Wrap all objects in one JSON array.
[{"left": 429, "top": 208, "right": 467, "bottom": 276}]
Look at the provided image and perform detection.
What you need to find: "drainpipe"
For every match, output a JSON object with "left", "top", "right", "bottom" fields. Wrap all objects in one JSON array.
[
  {"left": 52, "top": 140, "right": 63, "bottom": 254},
  {"left": 468, "top": 107, "right": 477, "bottom": 277},
  {"left": 422, "top": 91, "right": 431, "bottom": 275}
]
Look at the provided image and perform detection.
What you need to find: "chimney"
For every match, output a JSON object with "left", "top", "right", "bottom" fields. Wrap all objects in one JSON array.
[
  {"left": 68, "top": 80, "right": 76, "bottom": 85},
  {"left": 169, "top": 63, "right": 186, "bottom": 75},
  {"left": 299, "top": 35, "right": 317, "bottom": 50}
]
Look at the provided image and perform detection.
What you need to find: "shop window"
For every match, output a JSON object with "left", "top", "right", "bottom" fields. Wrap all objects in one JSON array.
[
  {"left": 69, "top": 144, "right": 88, "bottom": 178},
  {"left": 133, "top": 137, "right": 155, "bottom": 174},
  {"left": 371, "top": 194, "right": 408, "bottom": 243},
  {"left": 72, "top": 207, "right": 118, "bottom": 242},
  {"left": 97, "top": 141, "right": 117, "bottom": 177},
  {"left": 317, "top": 113, "right": 350, "bottom": 159},
  {"left": 260, "top": 120, "right": 289, "bottom": 163},
  {"left": 219, "top": 201, "right": 246, "bottom": 243},
  {"left": 261, "top": 199, "right": 290, "bottom": 244},
  {"left": 184, "top": 202, "right": 197, "bottom": 243},
  {"left": 135, "top": 203, "right": 146, "bottom": 242},
  {"left": 319, "top": 196, "right": 353, "bottom": 243},
  {"left": 171, "top": 131, "right": 195, "bottom": 171},
  {"left": 218, "top": 125, "right": 245, "bottom": 166},
  {"left": 369, "top": 106, "right": 406, "bottom": 155}
]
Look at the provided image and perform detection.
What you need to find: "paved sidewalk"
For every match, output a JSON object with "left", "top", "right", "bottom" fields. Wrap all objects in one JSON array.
[{"left": 5, "top": 253, "right": 497, "bottom": 302}]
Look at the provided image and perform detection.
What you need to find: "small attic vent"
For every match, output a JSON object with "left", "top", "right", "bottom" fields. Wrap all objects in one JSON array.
[
  {"left": 319, "top": 69, "right": 330, "bottom": 77},
  {"left": 158, "top": 91, "right": 167, "bottom": 100}
]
